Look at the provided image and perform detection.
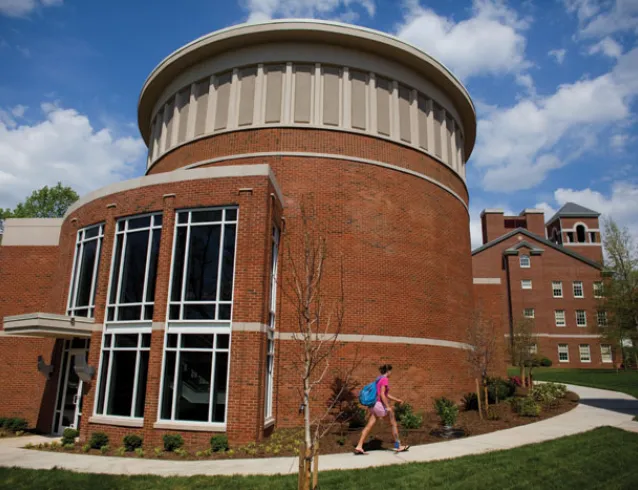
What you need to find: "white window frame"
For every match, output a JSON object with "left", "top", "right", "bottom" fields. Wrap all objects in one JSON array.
[
  {"left": 265, "top": 226, "right": 280, "bottom": 422},
  {"left": 521, "top": 280, "right": 532, "bottom": 290},
  {"left": 573, "top": 281, "right": 584, "bottom": 298},
  {"left": 106, "top": 213, "right": 162, "bottom": 323},
  {"left": 558, "top": 344, "right": 569, "bottom": 362},
  {"left": 93, "top": 328, "right": 151, "bottom": 420},
  {"left": 519, "top": 254, "right": 530, "bottom": 268},
  {"left": 552, "top": 281, "right": 563, "bottom": 298},
  {"left": 167, "top": 207, "right": 239, "bottom": 324},
  {"left": 529, "top": 343, "right": 538, "bottom": 355},
  {"left": 555, "top": 310, "right": 566, "bottom": 327},
  {"left": 597, "top": 310, "right": 607, "bottom": 327},
  {"left": 67, "top": 223, "right": 105, "bottom": 318},
  {"left": 600, "top": 344, "right": 613, "bottom": 363},
  {"left": 593, "top": 281, "right": 603, "bottom": 298},
  {"left": 576, "top": 310, "right": 587, "bottom": 327},
  {"left": 579, "top": 344, "right": 591, "bottom": 363},
  {"left": 523, "top": 308, "right": 535, "bottom": 319}
]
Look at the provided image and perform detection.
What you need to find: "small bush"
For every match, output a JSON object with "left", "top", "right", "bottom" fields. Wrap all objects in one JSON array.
[
  {"left": 336, "top": 436, "right": 346, "bottom": 446},
  {"left": 530, "top": 382, "right": 567, "bottom": 407},
  {"left": 487, "top": 408, "right": 500, "bottom": 420},
  {"left": 5, "top": 418, "right": 28, "bottom": 432},
  {"left": 115, "top": 447, "right": 126, "bottom": 457},
  {"left": 210, "top": 435, "right": 229, "bottom": 452},
  {"left": 63, "top": 443, "right": 75, "bottom": 451},
  {"left": 135, "top": 447, "right": 145, "bottom": 458},
  {"left": 61, "top": 428, "right": 79, "bottom": 446},
  {"left": 163, "top": 434, "right": 184, "bottom": 452},
  {"left": 153, "top": 447, "right": 163, "bottom": 457},
  {"left": 434, "top": 397, "right": 459, "bottom": 427},
  {"left": 462, "top": 392, "right": 478, "bottom": 411},
  {"left": 0, "top": 417, "right": 6, "bottom": 428},
  {"left": 81, "top": 444, "right": 91, "bottom": 453},
  {"left": 50, "top": 441, "right": 60, "bottom": 450},
  {"left": 347, "top": 405, "right": 367, "bottom": 429},
  {"left": 512, "top": 396, "right": 541, "bottom": 417},
  {"left": 203, "top": 448, "right": 213, "bottom": 457},
  {"left": 100, "top": 445, "right": 110, "bottom": 455},
  {"left": 122, "top": 434, "right": 143, "bottom": 452},
  {"left": 486, "top": 377, "right": 516, "bottom": 403},
  {"left": 89, "top": 432, "right": 109, "bottom": 450},
  {"left": 540, "top": 357, "right": 553, "bottom": 367},
  {"left": 509, "top": 376, "right": 522, "bottom": 387},
  {"left": 174, "top": 448, "right": 188, "bottom": 458},
  {"left": 394, "top": 402, "right": 424, "bottom": 430}
]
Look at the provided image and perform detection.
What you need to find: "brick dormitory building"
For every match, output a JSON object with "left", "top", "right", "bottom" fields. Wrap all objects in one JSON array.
[{"left": 0, "top": 20, "right": 609, "bottom": 446}]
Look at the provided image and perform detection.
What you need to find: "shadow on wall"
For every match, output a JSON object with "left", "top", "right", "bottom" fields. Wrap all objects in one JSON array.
[{"left": 35, "top": 340, "right": 63, "bottom": 434}]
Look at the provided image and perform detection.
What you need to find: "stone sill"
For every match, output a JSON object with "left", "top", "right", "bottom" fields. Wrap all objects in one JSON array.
[
  {"left": 89, "top": 416, "right": 144, "bottom": 428},
  {"left": 153, "top": 421, "right": 226, "bottom": 432}
]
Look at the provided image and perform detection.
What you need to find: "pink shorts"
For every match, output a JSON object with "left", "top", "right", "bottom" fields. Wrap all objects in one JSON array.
[{"left": 369, "top": 401, "right": 387, "bottom": 418}]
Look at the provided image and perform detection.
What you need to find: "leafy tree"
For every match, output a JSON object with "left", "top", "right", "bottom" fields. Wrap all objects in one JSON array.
[
  {"left": 509, "top": 317, "right": 535, "bottom": 387},
  {"left": 0, "top": 182, "right": 78, "bottom": 220}
]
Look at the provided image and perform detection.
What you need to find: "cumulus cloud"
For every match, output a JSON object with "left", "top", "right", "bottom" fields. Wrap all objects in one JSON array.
[
  {"left": 472, "top": 46, "right": 638, "bottom": 191},
  {"left": 588, "top": 36, "right": 623, "bottom": 58},
  {"left": 0, "top": 0, "right": 62, "bottom": 17},
  {"left": 395, "top": 0, "right": 531, "bottom": 82},
  {"left": 548, "top": 48, "right": 567, "bottom": 64},
  {"left": 565, "top": 0, "right": 638, "bottom": 38},
  {"left": 0, "top": 103, "right": 145, "bottom": 209},
  {"left": 241, "top": 0, "right": 375, "bottom": 23}
]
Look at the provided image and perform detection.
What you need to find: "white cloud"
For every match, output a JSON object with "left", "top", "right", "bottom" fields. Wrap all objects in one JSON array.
[
  {"left": 588, "top": 36, "right": 623, "bottom": 58},
  {"left": 472, "top": 46, "right": 638, "bottom": 191},
  {"left": 10, "top": 105, "right": 27, "bottom": 118},
  {"left": 566, "top": 0, "right": 638, "bottom": 38},
  {"left": 548, "top": 48, "right": 567, "bottom": 64},
  {"left": 0, "top": 0, "right": 62, "bottom": 17},
  {"left": 610, "top": 133, "right": 629, "bottom": 149},
  {"left": 0, "top": 103, "right": 145, "bottom": 210},
  {"left": 395, "top": 0, "right": 531, "bottom": 82},
  {"left": 242, "top": 0, "right": 375, "bottom": 23}
]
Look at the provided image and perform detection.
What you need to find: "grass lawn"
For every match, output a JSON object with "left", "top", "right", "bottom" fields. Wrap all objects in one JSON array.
[
  {"left": 0, "top": 427, "right": 637, "bottom": 489},
  {"left": 507, "top": 366, "right": 638, "bottom": 398}
]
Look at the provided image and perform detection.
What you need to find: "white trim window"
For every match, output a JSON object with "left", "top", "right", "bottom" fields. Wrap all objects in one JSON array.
[
  {"left": 558, "top": 344, "right": 569, "bottom": 362},
  {"left": 555, "top": 309, "right": 566, "bottom": 327},
  {"left": 573, "top": 281, "right": 584, "bottom": 298},
  {"left": 106, "top": 214, "right": 162, "bottom": 322},
  {"left": 601, "top": 344, "right": 613, "bottom": 363},
  {"left": 552, "top": 281, "right": 563, "bottom": 298},
  {"left": 576, "top": 310, "right": 587, "bottom": 327},
  {"left": 265, "top": 226, "right": 280, "bottom": 421},
  {"left": 168, "top": 207, "right": 238, "bottom": 322},
  {"left": 523, "top": 308, "right": 535, "bottom": 319},
  {"left": 521, "top": 279, "right": 532, "bottom": 290},
  {"left": 593, "top": 281, "right": 603, "bottom": 298},
  {"left": 597, "top": 310, "right": 607, "bottom": 327},
  {"left": 160, "top": 332, "right": 230, "bottom": 424},
  {"left": 529, "top": 343, "right": 538, "bottom": 355},
  {"left": 67, "top": 223, "right": 104, "bottom": 318},
  {"left": 519, "top": 254, "right": 530, "bottom": 268},
  {"left": 95, "top": 330, "right": 151, "bottom": 418},
  {"left": 579, "top": 344, "right": 591, "bottom": 363}
]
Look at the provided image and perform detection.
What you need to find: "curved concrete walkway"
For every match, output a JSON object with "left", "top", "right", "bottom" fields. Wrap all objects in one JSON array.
[{"left": 0, "top": 384, "right": 637, "bottom": 477}]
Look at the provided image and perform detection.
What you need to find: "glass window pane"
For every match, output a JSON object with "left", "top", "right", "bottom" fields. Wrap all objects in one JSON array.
[
  {"left": 96, "top": 351, "right": 109, "bottom": 414},
  {"left": 106, "top": 350, "right": 137, "bottom": 416},
  {"left": 85, "top": 226, "right": 100, "bottom": 239},
  {"left": 141, "top": 334, "right": 151, "bottom": 348},
  {"left": 144, "top": 305, "right": 154, "bottom": 320},
  {"left": 119, "top": 230, "right": 150, "bottom": 304},
  {"left": 218, "top": 304, "right": 231, "bottom": 320},
  {"left": 217, "top": 334, "right": 230, "bottom": 349},
  {"left": 212, "top": 351, "right": 229, "bottom": 423},
  {"left": 177, "top": 212, "right": 188, "bottom": 224},
  {"left": 74, "top": 308, "right": 90, "bottom": 317},
  {"left": 107, "top": 307, "right": 115, "bottom": 322},
  {"left": 220, "top": 223, "right": 236, "bottom": 301},
  {"left": 153, "top": 214, "right": 163, "bottom": 227},
  {"left": 167, "top": 334, "right": 178, "bottom": 348},
  {"left": 104, "top": 334, "right": 112, "bottom": 347},
  {"left": 185, "top": 225, "right": 221, "bottom": 301},
  {"left": 128, "top": 216, "right": 151, "bottom": 230},
  {"left": 191, "top": 210, "right": 222, "bottom": 223},
  {"left": 117, "top": 221, "right": 125, "bottom": 232},
  {"left": 225, "top": 208, "right": 237, "bottom": 221},
  {"left": 184, "top": 304, "right": 216, "bottom": 320},
  {"left": 170, "top": 228, "right": 187, "bottom": 301},
  {"left": 118, "top": 305, "right": 142, "bottom": 321},
  {"left": 114, "top": 333, "right": 138, "bottom": 348},
  {"left": 145, "top": 230, "right": 162, "bottom": 302},
  {"left": 160, "top": 351, "right": 176, "bottom": 419},
  {"left": 182, "top": 334, "right": 214, "bottom": 349},
  {"left": 75, "top": 240, "right": 97, "bottom": 307},
  {"left": 109, "top": 235, "right": 124, "bottom": 304},
  {"left": 134, "top": 351, "right": 149, "bottom": 418},
  {"left": 175, "top": 351, "right": 212, "bottom": 422},
  {"left": 169, "top": 304, "right": 181, "bottom": 320}
]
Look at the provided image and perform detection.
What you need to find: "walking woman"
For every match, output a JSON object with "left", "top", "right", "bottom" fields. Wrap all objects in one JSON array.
[{"left": 354, "top": 364, "right": 409, "bottom": 454}]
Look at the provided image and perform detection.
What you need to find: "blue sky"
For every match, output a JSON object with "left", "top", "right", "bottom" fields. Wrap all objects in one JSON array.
[{"left": 1, "top": 0, "right": 637, "bottom": 247}]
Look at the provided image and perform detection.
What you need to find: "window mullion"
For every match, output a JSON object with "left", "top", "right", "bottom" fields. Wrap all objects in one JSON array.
[
  {"left": 114, "top": 232, "right": 128, "bottom": 319},
  {"left": 215, "top": 222, "right": 226, "bottom": 318},
  {"left": 130, "top": 338, "right": 142, "bottom": 417},
  {"left": 208, "top": 347, "right": 216, "bottom": 423},
  {"left": 88, "top": 235, "right": 103, "bottom": 316},
  {"left": 140, "top": 228, "right": 154, "bottom": 320},
  {"left": 70, "top": 240, "right": 84, "bottom": 313},
  {"left": 171, "top": 338, "right": 181, "bottom": 421},
  {"left": 179, "top": 222, "right": 192, "bottom": 319},
  {"left": 102, "top": 344, "right": 115, "bottom": 415}
]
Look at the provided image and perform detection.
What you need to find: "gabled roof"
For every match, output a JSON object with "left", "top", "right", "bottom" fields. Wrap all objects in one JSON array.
[
  {"left": 504, "top": 241, "right": 544, "bottom": 256},
  {"left": 547, "top": 202, "right": 600, "bottom": 225},
  {"left": 472, "top": 228, "right": 603, "bottom": 269}
]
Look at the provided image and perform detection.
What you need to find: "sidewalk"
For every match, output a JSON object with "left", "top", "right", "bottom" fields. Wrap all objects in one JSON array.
[{"left": 0, "top": 384, "right": 636, "bottom": 477}]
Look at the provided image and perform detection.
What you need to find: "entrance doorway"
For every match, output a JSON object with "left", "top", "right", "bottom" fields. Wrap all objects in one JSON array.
[{"left": 53, "top": 339, "right": 90, "bottom": 435}]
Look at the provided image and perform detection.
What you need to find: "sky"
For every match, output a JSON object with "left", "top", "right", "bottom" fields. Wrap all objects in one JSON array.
[{"left": 0, "top": 0, "right": 637, "bottom": 248}]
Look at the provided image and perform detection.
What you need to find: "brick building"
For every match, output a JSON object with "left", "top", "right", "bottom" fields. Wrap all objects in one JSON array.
[
  {"left": 0, "top": 20, "right": 480, "bottom": 445},
  {"left": 472, "top": 204, "right": 611, "bottom": 369}
]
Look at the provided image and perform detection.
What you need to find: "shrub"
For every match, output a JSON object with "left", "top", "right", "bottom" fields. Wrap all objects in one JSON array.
[
  {"left": 487, "top": 408, "right": 500, "bottom": 421},
  {"left": 115, "top": 447, "right": 126, "bottom": 456},
  {"left": 540, "top": 357, "right": 553, "bottom": 367},
  {"left": 89, "top": 432, "right": 109, "bottom": 450},
  {"left": 81, "top": 444, "right": 91, "bottom": 453},
  {"left": 462, "top": 392, "right": 478, "bottom": 411},
  {"left": 0, "top": 417, "right": 5, "bottom": 428},
  {"left": 163, "top": 434, "right": 184, "bottom": 452},
  {"left": 486, "top": 377, "right": 516, "bottom": 403},
  {"left": 433, "top": 397, "right": 459, "bottom": 427},
  {"left": 174, "top": 448, "right": 188, "bottom": 458},
  {"left": 123, "top": 434, "right": 143, "bottom": 452},
  {"left": 394, "top": 402, "right": 424, "bottom": 430},
  {"left": 61, "top": 428, "right": 79, "bottom": 446},
  {"left": 4, "top": 418, "right": 28, "bottom": 432},
  {"left": 153, "top": 447, "right": 163, "bottom": 457},
  {"left": 100, "top": 445, "right": 110, "bottom": 455},
  {"left": 529, "top": 382, "right": 567, "bottom": 407},
  {"left": 135, "top": 447, "right": 145, "bottom": 458},
  {"left": 509, "top": 376, "right": 522, "bottom": 387},
  {"left": 210, "top": 435, "right": 229, "bottom": 452},
  {"left": 63, "top": 443, "right": 75, "bottom": 451},
  {"left": 512, "top": 396, "right": 541, "bottom": 417},
  {"left": 347, "top": 405, "right": 367, "bottom": 429}
]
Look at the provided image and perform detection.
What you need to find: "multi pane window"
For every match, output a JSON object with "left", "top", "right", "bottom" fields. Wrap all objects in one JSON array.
[
  {"left": 523, "top": 308, "right": 535, "bottom": 319},
  {"left": 168, "top": 208, "right": 238, "bottom": 321},
  {"left": 67, "top": 224, "right": 104, "bottom": 318},
  {"left": 555, "top": 310, "right": 566, "bottom": 327},
  {"left": 558, "top": 344, "right": 569, "bottom": 362},
  {"left": 593, "top": 281, "right": 603, "bottom": 298},
  {"left": 107, "top": 214, "right": 162, "bottom": 322},
  {"left": 573, "top": 281, "right": 584, "bottom": 298},
  {"left": 597, "top": 310, "right": 607, "bottom": 327},
  {"left": 576, "top": 310, "right": 587, "bottom": 327},
  {"left": 521, "top": 280, "right": 532, "bottom": 290},
  {"left": 95, "top": 332, "right": 150, "bottom": 418},
  {"left": 160, "top": 332, "right": 230, "bottom": 424},
  {"left": 519, "top": 255, "right": 530, "bottom": 268},
  {"left": 265, "top": 227, "right": 280, "bottom": 421},
  {"left": 601, "top": 344, "right": 613, "bottom": 363},
  {"left": 579, "top": 344, "right": 591, "bottom": 362},
  {"left": 529, "top": 343, "right": 538, "bottom": 355},
  {"left": 552, "top": 281, "right": 563, "bottom": 298}
]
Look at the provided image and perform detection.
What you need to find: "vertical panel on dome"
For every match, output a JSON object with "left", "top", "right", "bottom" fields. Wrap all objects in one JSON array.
[
  {"left": 446, "top": 115, "right": 455, "bottom": 168},
  {"left": 163, "top": 97, "right": 175, "bottom": 151},
  {"left": 193, "top": 79, "right": 210, "bottom": 136},
  {"left": 238, "top": 66, "right": 257, "bottom": 127},
  {"left": 398, "top": 84, "right": 411, "bottom": 143},
  {"left": 322, "top": 66, "right": 340, "bottom": 126},
  {"left": 265, "top": 65, "right": 283, "bottom": 123},
  {"left": 294, "top": 65, "right": 312, "bottom": 123},
  {"left": 433, "top": 103, "right": 443, "bottom": 158},
  {"left": 176, "top": 87, "right": 190, "bottom": 145},
  {"left": 214, "top": 72, "right": 232, "bottom": 131},
  {"left": 376, "top": 76, "right": 391, "bottom": 136},
  {"left": 417, "top": 94, "right": 428, "bottom": 150},
  {"left": 350, "top": 70, "right": 367, "bottom": 130}
]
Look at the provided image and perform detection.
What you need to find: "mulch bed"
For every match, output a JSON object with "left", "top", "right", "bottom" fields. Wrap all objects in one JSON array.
[{"left": 27, "top": 391, "right": 579, "bottom": 460}]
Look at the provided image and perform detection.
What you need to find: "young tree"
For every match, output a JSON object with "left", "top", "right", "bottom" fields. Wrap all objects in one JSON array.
[
  {"left": 465, "top": 308, "right": 499, "bottom": 418},
  {"left": 509, "top": 317, "right": 535, "bottom": 387},
  {"left": 1, "top": 182, "right": 78, "bottom": 219}
]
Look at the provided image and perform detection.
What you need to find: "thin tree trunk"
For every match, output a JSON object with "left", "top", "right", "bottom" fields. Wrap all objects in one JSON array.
[
  {"left": 475, "top": 378, "right": 483, "bottom": 419},
  {"left": 312, "top": 443, "right": 319, "bottom": 490},
  {"left": 484, "top": 385, "right": 489, "bottom": 415}
]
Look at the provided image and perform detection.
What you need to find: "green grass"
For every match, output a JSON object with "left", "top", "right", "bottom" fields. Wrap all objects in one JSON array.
[
  {"left": 508, "top": 367, "right": 638, "bottom": 398},
  {"left": 1, "top": 427, "right": 637, "bottom": 489}
]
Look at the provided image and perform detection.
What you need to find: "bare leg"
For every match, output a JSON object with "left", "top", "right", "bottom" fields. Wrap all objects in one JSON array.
[
  {"left": 388, "top": 411, "right": 407, "bottom": 451},
  {"left": 355, "top": 413, "right": 377, "bottom": 451}
]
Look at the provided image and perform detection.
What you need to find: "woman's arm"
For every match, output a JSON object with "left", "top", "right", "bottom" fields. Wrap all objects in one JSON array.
[{"left": 387, "top": 394, "right": 403, "bottom": 404}]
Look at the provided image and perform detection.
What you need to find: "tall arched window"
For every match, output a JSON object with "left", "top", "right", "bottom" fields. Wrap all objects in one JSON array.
[{"left": 576, "top": 224, "right": 586, "bottom": 243}]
